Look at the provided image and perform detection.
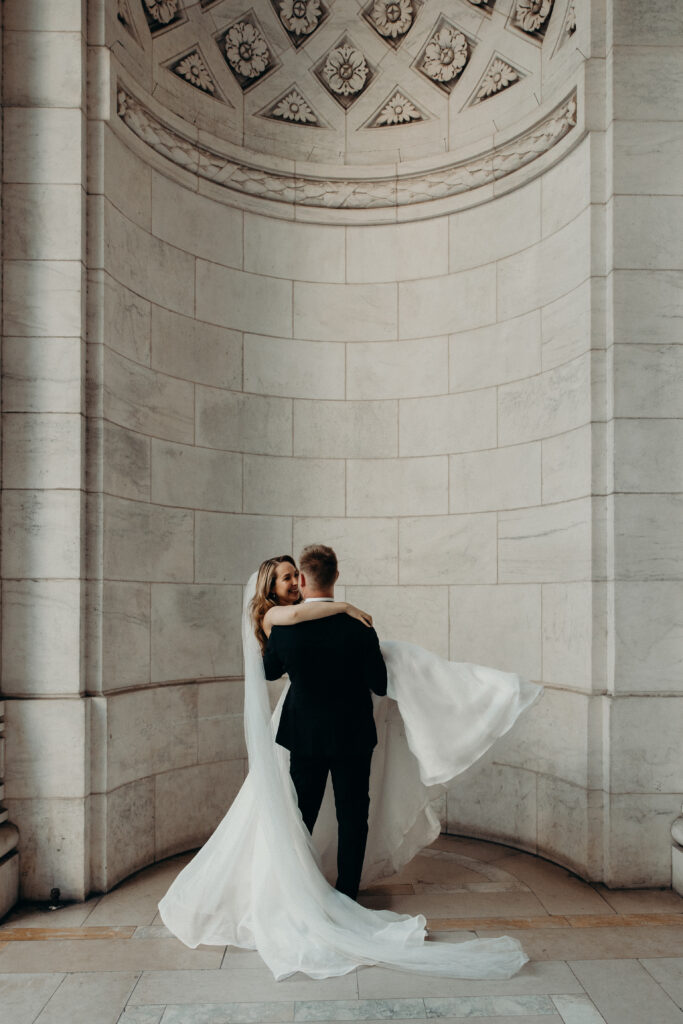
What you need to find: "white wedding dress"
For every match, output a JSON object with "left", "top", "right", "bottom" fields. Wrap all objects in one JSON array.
[{"left": 158, "top": 575, "right": 542, "bottom": 980}]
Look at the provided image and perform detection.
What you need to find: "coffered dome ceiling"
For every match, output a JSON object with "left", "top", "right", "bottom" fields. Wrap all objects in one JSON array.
[{"left": 112, "top": 0, "right": 582, "bottom": 214}]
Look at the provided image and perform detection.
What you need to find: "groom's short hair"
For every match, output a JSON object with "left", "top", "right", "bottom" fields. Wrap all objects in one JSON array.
[{"left": 299, "top": 544, "right": 338, "bottom": 589}]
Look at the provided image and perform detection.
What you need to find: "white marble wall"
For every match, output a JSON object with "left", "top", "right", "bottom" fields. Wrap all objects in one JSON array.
[
  {"left": 79, "top": 107, "right": 605, "bottom": 886},
  {"left": 2, "top": 0, "right": 682, "bottom": 904}
]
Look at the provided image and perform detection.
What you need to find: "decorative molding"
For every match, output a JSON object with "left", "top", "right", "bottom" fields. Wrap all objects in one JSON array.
[
  {"left": 468, "top": 54, "right": 523, "bottom": 105},
  {"left": 141, "top": 0, "right": 186, "bottom": 34},
  {"left": 565, "top": 0, "right": 576, "bottom": 36},
  {"left": 364, "top": 87, "right": 428, "bottom": 127},
  {"left": 552, "top": 0, "right": 576, "bottom": 55},
  {"left": 258, "top": 84, "right": 326, "bottom": 126},
  {"left": 315, "top": 36, "right": 374, "bottom": 109},
  {"left": 117, "top": 0, "right": 143, "bottom": 44},
  {"left": 271, "top": 0, "right": 328, "bottom": 48},
  {"left": 414, "top": 17, "right": 473, "bottom": 94},
  {"left": 217, "top": 12, "right": 278, "bottom": 91},
  {"left": 117, "top": 84, "right": 577, "bottom": 210}
]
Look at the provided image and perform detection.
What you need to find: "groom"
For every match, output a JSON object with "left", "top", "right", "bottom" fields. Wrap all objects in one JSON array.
[{"left": 263, "top": 543, "right": 387, "bottom": 900}]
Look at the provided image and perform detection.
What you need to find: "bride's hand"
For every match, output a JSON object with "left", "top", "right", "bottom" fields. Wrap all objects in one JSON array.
[{"left": 345, "top": 603, "right": 373, "bottom": 627}]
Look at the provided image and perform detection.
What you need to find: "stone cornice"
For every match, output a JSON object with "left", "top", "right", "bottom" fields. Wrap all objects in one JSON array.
[{"left": 117, "top": 84, "right": 577, "bottom": 211}]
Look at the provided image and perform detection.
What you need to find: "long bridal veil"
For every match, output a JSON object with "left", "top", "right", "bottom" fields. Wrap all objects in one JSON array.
[{"left": 158, "top": 574, "right": 542, "bottom": 980}]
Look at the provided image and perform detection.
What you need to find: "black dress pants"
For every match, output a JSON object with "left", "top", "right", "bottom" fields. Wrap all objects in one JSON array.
[{"left": 288, "top": 747, "right": 373, "bottom": 900}]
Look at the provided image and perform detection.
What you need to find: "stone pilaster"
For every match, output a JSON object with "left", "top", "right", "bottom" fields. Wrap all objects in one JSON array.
[{"left": 1, "top": 0, "right": 91, "bottom": 901}]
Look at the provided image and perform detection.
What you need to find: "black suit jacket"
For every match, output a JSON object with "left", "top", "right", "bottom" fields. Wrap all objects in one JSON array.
[{"left": 263, "top": 613, "right": 387, "bottom": 759}]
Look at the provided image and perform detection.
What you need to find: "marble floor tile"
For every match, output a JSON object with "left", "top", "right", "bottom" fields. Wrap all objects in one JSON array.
[
  {"left": 35, "top": 971, "right": 140, "bottom": 1024},
  {"left": 428, "top": 838, "right": 518, "bottom": 863},
  {"left": 0, "top": 899, "right": 101, "bottom": 928},
  {"left": 418, "top": 1018, "right": 561, "bottom": 1024},
  {"left": 293, "top": 997, "right": 425, "bottom": 1020},
  {"left": 160, "top": 1012, "right": 561, "bottom": 1024},
  {"left": 492, "top": 858, "right": 613, "bottom": 918},
  {"left": 0, "top": 926, "right": 135, "bottom": 940},
  {"left": 594, "top": 887, "right": 683, "bottom": 915},
  {"left": 424, "top": 993, "right": 555, "bottom": 1016},
  {"left": 356, "top": 961, "right": 583, "bottom": 998},
  {"left": 130, "top": 969, "right": 358, "bottom": 1005},
  {"left": 426, "top": 919, "right": 568, "bottom": 932},
  {"left": 364, "top": 891, "right": 547, "bottom": 920},
  {"left": 84, "top": 889, "right": 166, "bottom": 926},
  {"left": 160, "top": 1003, "right": 295, "bottom": 1023},
  {"left": 365, "top": 883, "right": 416, "bottom": 895},
  {"left": 384, "top": 855, "right": 487, "bottom": 890},
  {"left": 0, "top": 938, "right": 223, "bottom": 973},
  {"left": 639, "top": 957, "right": 683, "bottom": 1008},
  {"left": 221, "top": 947, "right": 269, "bottom": 969},
  {"left": 566, "top": 914, "right": 683, "bottom": 929},
  {"left": 0, "top": 972, "right": 65, "bottom": 1024},
  {"left": 474, "top": 926, "right": 683, "bottom": 961},
  {"left": 133, "top": 925, "right": 174, "bottom": 939},
  {"left": 118, "top": 1009, "right": 165, "bottom": 1024},
  {"left": 424, "top": 932, "right": 479, "bottom": 944},
  {"left": 569, "top": 959, "right": 683, "bottom": 1024},
  {"left": 550, "top": 994, "right": 607, "bottom": 1024}
]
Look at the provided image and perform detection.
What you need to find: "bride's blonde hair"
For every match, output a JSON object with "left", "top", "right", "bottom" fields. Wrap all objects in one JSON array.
[{"left": 250, "top": 555, "right": 299, "bottom": 654}]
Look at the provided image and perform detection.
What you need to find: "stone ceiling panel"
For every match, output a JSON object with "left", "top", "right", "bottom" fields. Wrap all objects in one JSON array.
[{"left": 108, "top": 0, "right": 580, "bottom": 165}]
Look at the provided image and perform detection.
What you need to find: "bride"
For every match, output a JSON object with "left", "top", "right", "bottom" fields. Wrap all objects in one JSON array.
[{"left": 158, "top": 551, "right": 542, "bottom": 980}]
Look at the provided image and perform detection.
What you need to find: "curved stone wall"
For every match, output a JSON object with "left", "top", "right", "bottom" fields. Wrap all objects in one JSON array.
[{"left": 90, "top": 82, "right": 598, "bottom": 884}]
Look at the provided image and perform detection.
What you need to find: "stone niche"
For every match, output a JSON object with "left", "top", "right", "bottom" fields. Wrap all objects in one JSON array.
[{"left": 1, "top": 0, "right": 682, "bottom": 907}]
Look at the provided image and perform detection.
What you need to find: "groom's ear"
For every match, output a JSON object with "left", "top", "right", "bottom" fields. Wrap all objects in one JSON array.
[
  {"left": 299, "top": 570, "right": 307, "bottom": 590},
  {"left": 334, "top": 570, "right": 339, "bottom": 583}
]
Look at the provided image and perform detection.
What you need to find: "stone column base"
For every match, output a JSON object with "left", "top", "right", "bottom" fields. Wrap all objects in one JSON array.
[
  {"left": 672, "top": 809, "right": 683, "bottom": 897},
  {"left": 0, "top": 823, "right": 20, "bottom": 919}
]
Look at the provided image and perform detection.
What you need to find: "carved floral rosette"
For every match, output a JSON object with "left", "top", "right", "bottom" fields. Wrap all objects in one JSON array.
[
  {"left": 368, "top": 0, "right": 417, "bottom": 45},
  {"left": 415, "top": 19, "right": 472, "bottom": 93},
  {"left": 274, "top": 0, "right": 328, "bottom": 47},
  {"left": 514, "top": 0, "right": 554, "bottom": 36},
  {"left": 317, "top": 38, "right": 373, "bottom": 108},
  {"left": 219, "top": 16, "right": 276, "bottom": 89}
]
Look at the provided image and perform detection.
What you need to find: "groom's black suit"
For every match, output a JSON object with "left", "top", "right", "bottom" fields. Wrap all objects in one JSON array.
[{"left": 263, "top": 611, "right": 387, "bottom": 899}]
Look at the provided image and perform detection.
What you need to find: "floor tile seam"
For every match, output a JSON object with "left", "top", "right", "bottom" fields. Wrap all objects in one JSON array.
[
  {"left": 563, "top": 962, "right": 592, "bottom": 1007},
  {"left": 32, "top": 970, "right": 69, "bottom": 1024},
  {"left": 533, "top": 894, "right": 615, "bottom": 917},
  {"left": 124, "top": 970, "right": 154, "bottom": 1017},
  {"left": 549, "top": 992, "right": 608, "bottom": 1024},
  {"left": 425, "top": 914, "right": 683, "bottom": 931},
  {"left": 79, "top": 894, "right": 103, "bottom": 925},
  {"left": 637, "top": 956, "right": 683, "bottom": 1010},
  {"left": 566, "top": 958, "right": 683, "bottom": 1020}
]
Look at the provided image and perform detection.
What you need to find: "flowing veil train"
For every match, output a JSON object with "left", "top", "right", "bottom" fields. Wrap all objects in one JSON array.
[{"left": 158, "top": 573, "right": 543, "bottom": 980}]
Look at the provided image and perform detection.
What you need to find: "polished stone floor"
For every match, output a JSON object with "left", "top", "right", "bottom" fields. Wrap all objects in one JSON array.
[{"left": 1, "top": 835, "right": 683, "bottom": 1024}]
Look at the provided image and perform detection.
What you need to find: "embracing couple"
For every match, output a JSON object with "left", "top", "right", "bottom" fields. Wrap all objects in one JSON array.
[
  {"left": 159, "top": 544, "right": 543, "bottom": 981},
  {"left": 255, "top": 543, "right": 387, "bottom": 901}
]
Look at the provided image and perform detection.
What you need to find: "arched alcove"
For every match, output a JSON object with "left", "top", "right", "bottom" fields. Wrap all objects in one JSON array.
[{"left": 1, "top": 0, "right": 682, "bottom": 909}]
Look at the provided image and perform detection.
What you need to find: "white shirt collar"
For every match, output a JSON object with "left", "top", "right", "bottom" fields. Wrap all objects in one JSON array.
[{"left": 304, "top": 597, "right": 334, "bottom": 602}]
